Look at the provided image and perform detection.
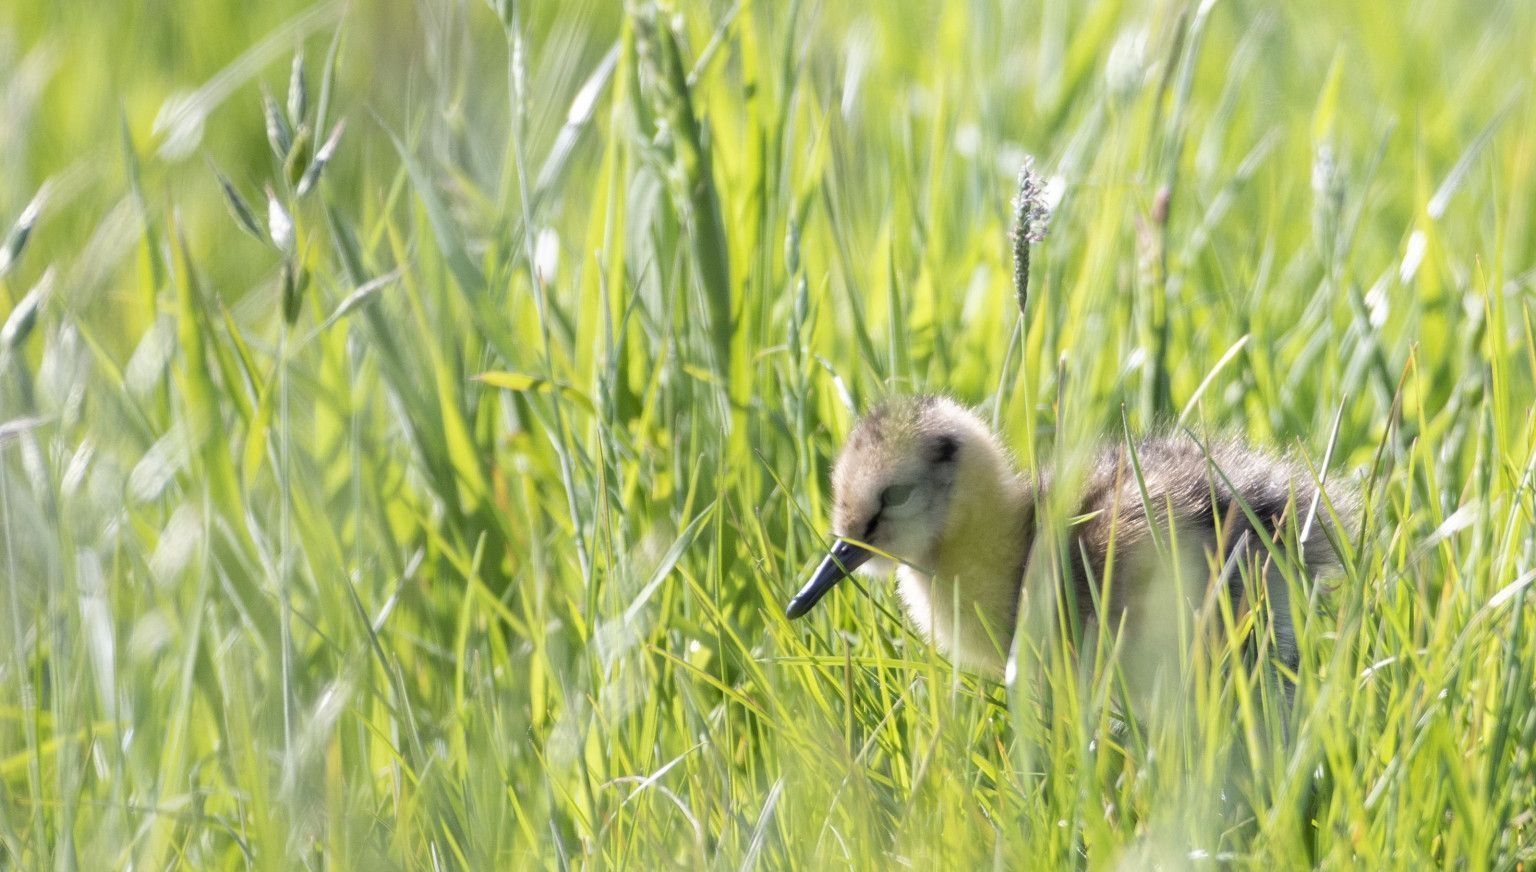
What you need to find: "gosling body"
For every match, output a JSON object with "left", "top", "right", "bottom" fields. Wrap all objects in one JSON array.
[{"left": 788, "top": 396, "right": 1351, "bottom": 680}]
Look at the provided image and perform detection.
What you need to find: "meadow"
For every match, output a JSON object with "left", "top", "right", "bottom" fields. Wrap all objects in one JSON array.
[{"left": 2, "top": 0, "right": 1535, "bottom": 867}]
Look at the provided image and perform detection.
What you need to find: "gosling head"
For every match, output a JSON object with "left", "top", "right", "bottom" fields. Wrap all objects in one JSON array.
[{"left": 786, "top": 396, "right": 1018, "bottom": 620}]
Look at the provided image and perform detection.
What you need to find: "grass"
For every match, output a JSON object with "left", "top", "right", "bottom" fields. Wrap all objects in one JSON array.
[{"left": 2, "top": 0, "right": 1535, "bottom": 866}]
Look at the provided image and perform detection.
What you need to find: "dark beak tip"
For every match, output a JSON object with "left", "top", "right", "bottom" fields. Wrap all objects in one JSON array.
[{"left": 784, "top": 540, "right": 874, "bottom": 621}]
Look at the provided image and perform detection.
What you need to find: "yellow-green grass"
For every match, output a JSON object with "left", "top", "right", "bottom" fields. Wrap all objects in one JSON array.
[{"left": 2, "top": 0, "right": 1535, "bottom": 867}]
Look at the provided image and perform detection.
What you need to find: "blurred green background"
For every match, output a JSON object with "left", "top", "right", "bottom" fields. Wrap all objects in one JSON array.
[{"left": 3, "top": 0, "right": 1535, "bottom": 867}]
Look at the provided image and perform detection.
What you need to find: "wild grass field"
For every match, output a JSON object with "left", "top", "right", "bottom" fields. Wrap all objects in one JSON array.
[{"left": 2, "top": 0, "right": 1535, "bottom": 867}]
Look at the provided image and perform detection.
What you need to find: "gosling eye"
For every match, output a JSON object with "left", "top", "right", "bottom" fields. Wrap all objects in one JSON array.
[{"left": 881, "top": 483, "right": 917, "bottom": 509}]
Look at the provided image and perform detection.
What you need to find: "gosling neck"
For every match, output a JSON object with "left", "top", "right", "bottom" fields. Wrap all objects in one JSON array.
[
  {"left": 931, "top": 471, "right": 1033, "bottom": 604},
  {"left": 898, "top": 470, "right": 1033, "bottom": 675}
]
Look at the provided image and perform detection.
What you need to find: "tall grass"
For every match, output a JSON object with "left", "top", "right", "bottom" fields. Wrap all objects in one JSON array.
[{"left": 2, "top": 0, "right": 1535, "bottom": 867}]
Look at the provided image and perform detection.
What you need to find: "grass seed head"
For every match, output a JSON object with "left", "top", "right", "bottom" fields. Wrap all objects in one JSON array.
[
  {"left": 211, "top": 165, "right": 265, "bottom": 240},
  {"left": 1, "top": 269, "right": 53, "bottom": 350},
  {"left": 266, "top": 185, "right": 294, "bottom": 252},
  {"left": 287, "top": 50, "right": 308, "bottom": 126},
  {"left": 0, "top": 185, "right": 47, "bottom": 280},
  {"left": 296, "top": 120, "right": 345, "bottom": 198},
  {"left": 262, "top": 85, "right": 294, "bottom": 161},
  {"left": 1011, "top": 159, "right": 1051, "bottom": 317}
]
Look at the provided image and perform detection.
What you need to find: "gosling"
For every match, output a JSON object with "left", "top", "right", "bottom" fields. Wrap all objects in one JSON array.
[{"left": 786, "top": 395, "right": 1352, "bottom": 685}]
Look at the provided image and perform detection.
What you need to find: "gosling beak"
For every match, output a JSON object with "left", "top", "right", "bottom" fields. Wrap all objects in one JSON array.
[{"left": 786, "top": 540, "right": 873, "bottom": 619}]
